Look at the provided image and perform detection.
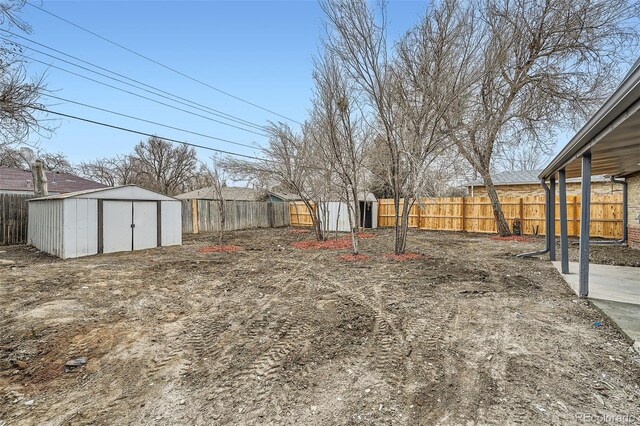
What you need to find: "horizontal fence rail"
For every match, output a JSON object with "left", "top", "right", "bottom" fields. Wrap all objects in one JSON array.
[
  {"left": 182, "top": 200, "right": 290, "bottom": 234},
  {"left": 377, "top": 195, "right": 623, "bottom": 238},
  {"left": 1, "top": 193, "right": 32, "bottom": 246}
]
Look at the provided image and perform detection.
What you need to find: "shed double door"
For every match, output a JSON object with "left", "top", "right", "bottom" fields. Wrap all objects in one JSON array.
[{"left": 103, "top": 201, "right": 158, "bottom": 253}]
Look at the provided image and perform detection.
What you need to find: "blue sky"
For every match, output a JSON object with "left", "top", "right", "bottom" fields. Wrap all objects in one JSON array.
[{"left": 17, "top": 0, "right": 427, "bottom": 164}]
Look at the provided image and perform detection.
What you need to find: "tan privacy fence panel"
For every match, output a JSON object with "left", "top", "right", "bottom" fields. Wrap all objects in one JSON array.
[
  {"left": 289, "top": 201, "right": 315, "bottom": 227},
  {"left": 182, "top": 200, "right": 290, "bottom": 234},
  {"left": 377, "top": 194, "right": 623, "bottom": 238},
  {"left": 1, "top": 194, "right": 32, "bottom": 245}
]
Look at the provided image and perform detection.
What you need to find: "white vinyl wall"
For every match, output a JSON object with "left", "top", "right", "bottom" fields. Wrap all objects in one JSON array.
[
  {"left": 317, "top": 201, "right": 378, "bottom": 232},
  {"left": 28, "top": 185, "right": 182, "bottom": 259}
]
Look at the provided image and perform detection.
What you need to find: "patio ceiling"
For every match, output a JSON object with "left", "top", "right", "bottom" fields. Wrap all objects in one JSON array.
[{"left": 541, "top": 59, "right": 640, "bottom": 180}]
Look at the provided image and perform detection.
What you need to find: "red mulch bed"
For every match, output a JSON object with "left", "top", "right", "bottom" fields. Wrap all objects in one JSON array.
[
  {"left": 289, "top": 229, "right": 311, "bottom": 234},
  {"left": 291, "top": 239, "right": 352, "bottom": 250},
  {"left": 337, "top": 253, "right": 370, "bottom": 262},
  {"left": 489, "top": 235, "right": 533, "bottom": 242},
  {"left": 198, "top": 245, "right": 242, "bottom": 253},
  {"left": 384, "top": 252, "right": 426, "bottom": 261}
]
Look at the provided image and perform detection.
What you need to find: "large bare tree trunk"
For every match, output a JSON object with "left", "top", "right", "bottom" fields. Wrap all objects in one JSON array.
[{"left": 481, "top": 171, "right": 510, "bottom": 236}]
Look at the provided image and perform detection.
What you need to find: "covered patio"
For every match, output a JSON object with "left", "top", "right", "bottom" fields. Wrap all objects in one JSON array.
[{"left": 534, "top": 59, "right": 640, "bottom": 347}]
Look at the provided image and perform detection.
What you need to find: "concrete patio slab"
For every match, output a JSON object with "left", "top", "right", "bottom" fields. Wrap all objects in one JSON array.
[
  {"left": 552, "top": 261, "right": 640, "bottom": 305},
  {"left": 553, "top": 261, "right": 640, "bottom": 347}
]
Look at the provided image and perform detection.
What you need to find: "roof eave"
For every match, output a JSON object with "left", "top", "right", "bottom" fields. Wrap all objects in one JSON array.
[{"left": 539, "top": 60, "right": 640, "bottom": 180}]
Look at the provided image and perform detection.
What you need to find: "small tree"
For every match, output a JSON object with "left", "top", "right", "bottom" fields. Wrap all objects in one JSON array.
[
  {"left": 223, "top": 122, "right": 331, "bottom": 241},
  {"left": 321, "top": 0, "right": 475, "bottom": 253},
  {"left": 207, "top": 158, "right": 227, "bottom": 244},
  {"left": 310, "top": 53, "right": 368, "bottom": 254}
]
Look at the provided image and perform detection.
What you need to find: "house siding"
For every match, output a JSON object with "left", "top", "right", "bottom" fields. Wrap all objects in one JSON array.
[
  {"left": 468, "top": 181, "right": 616, "bottom": 197},
  {"left": 628, "top": 171, "right": 640, "bottom": 250}
]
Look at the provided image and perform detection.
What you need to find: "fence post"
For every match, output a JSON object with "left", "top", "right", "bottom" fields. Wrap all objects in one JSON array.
[
  {"left": 416, "top": 199, "right": 422, "bottom": 229},
  {"left": 191, "top": 199, "right": 199, "bottom": 234},
  {"left": 461, "top": 197, "right": 466, "bottom": 231},
  {"left": 572, "top": 196, "right": 579, "bottom": 236}
]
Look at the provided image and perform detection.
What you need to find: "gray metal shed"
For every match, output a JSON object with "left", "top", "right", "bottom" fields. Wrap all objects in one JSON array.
[{"left": 28, "top": 185, "right": 182, "bottom": 259}]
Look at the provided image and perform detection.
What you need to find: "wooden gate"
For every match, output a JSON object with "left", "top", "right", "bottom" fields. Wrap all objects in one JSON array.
[{"left": 0, "top": 194, "right": 32, "bottom": 245}]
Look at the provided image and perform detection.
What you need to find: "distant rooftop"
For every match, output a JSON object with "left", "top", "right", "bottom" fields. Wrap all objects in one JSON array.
[
  {"left": 0, "top": 167, "right": 108, "bottom": 193},
  {"left": 466, "top": 169, "right": 609, "bottom": 187},
  {"left": 176, "top": 186, "right": 267, "bottom": 201}
]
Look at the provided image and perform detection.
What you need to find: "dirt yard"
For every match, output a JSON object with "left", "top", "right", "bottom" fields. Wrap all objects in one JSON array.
[{"left": 1, "top": 228, "right": 639, "bottom": 425}]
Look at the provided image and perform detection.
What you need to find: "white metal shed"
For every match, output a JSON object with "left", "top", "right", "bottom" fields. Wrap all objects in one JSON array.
[
  {"left": 28, "top": 185, "right": 182, "bottom": 259},
  {"left": 318, "top": 192, "right": 378, "bottom": 232}
]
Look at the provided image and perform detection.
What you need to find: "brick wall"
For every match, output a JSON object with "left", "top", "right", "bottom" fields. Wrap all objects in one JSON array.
[
  {"left": 628, "top": 171, "right": 640, "bottom": 250},
  {"left": 468, "top": 181, "right": 618, "bottom": 197}
]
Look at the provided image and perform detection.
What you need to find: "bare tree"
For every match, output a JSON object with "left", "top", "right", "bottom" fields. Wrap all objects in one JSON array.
[
  {"left": 35, "top": 151, "right": 72, "bottom": 172},
  {"left": 444, "top": 0, "right": 639, "bottom": 235},
  {"left": 0, "top": 145, "right": 23, "bottom": 167},
  {"left": 0, "top": 145, "right": 72, "bottom": 172},
  {"left": 0, "top": 0, "right": 50, "bottom": 148},
  {"left": 310, "top": 53, "right": 368, "bottom": 253},
  {"left": 321, "top": 0, "right": 475, "bottom": 253},
  {"left": 206, "top": 158, "right": 227, "bottom": 244},
  {"left": 224, "top": 121, "right": 331, "bottom": 241},
  {"left": 496, "top": 142, "right": 551, "bottom": 172},
  {"left": 130, "top": 136, "right": 199, "bottom": 195},
  {"left": 77, "top": 155, "right": 139, "bottom": 187}
]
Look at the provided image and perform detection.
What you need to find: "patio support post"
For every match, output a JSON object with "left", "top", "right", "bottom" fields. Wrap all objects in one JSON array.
[
  {"left": 516, "top": 179, "right": 550, "bottom": 258},
  {"left": 549, "top": 177, "right": 556, "bottom": 261},
  {"left": 558, "top": 169, "right": 569, "bottom": 274},
  {"left": 579, "top": 153, "right": 591, "bottom": 297}
]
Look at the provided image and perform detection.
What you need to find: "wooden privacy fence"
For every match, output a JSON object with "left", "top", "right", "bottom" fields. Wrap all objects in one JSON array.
[
  {"left": 289, "top": 201, "right": 315, "bottom": 227},
  {"left": 1, "top": 194, "right": 32, "bottom": 245},
  {"left": 182, "top": 200, "right": 290, "bottom": 234},
  {"left": 377, "top": 194, "right": 624, "bottom": 238}
]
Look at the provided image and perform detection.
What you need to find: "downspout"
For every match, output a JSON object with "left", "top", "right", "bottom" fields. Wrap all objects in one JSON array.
[
  {"left": 517, "top": 179, "right": 551, "bottom": 258},
  {"left": 589, "top": 176, "right": 627, "bottom": 245}
]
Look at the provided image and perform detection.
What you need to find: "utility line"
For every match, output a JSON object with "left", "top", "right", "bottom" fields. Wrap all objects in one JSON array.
[
  {"left": 42, "top": 93, "right": 259, "bottom": 151},
  {"left": 26, "top": 1, "right": 303, "bottom": 125},
  {"left": 32, "top": 106, "right": 269, "bottom": 162},
  {"left": 21, "top": 53, "right": 269, "bottom": 137},
  {"left": 0, "top": 29, "right": 266, "bottom": 132}
]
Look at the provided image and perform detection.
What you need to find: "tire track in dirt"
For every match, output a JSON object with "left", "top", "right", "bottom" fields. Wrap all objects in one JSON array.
[{"left": 293, "top": 262, "right": 410, "bottom": 386}]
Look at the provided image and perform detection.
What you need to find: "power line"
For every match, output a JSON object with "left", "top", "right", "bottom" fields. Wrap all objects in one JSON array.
[
  {"left": 31, "top": 106, "right": 268, "bottom": 162},
  {"left": 0, "top": 29, "right": 267, "bottom": 132},
  {"left": 42, "top": 93, "right": 259, "bottom": 151},
  {"left": 21, "top": 53, "right": 269, "bottom": 137},
  {"left": 26, "top": 1, "right": 304, "bottom": 125}
]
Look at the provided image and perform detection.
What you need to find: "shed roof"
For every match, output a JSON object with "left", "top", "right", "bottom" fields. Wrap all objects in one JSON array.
[
  {"left": 466, "top": 169, "right": 609, "bottom": 187},
  {"left": 175, "top": 186, "right": 267, "bottom": 201},
  {"left": 0, "top": 167, "right": 107, "bottom": 193},
  {"left": 29, "top": 185, "right": 178, "bottom": 202}
]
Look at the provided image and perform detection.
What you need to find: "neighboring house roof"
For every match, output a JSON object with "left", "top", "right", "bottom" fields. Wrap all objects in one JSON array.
[
  {"left": 176, "top": 186, "right": 267, "bottom": 201},
  {"left": 466, "top": 169, "right": 609, "bottom": 187},
  {"left": 268, "top": 191, "right": 302, "bottom": 201},
  {"left": 0, "top": 167, "right": 108, "bottom": 193}
]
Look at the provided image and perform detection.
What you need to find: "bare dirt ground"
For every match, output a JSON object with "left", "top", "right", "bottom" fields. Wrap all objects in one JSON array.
[{"left": 1, "top": 228, "right": 639, "bottom": 425}]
